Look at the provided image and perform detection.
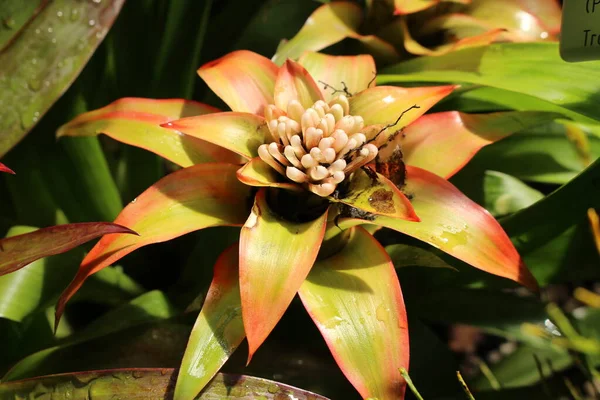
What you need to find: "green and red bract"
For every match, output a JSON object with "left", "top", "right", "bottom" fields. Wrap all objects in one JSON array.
[
  {"left": 272, "top": 0, "right": 561, "bottom": 65},
  {"left": 0, "top": 162, "right": 14, "bottom": 174},
  {"left": 55, "top": 50, "right": 540, "bottom": 400},
  {"left": 0, "top": 223, "right": 136, "bottom": 277}
]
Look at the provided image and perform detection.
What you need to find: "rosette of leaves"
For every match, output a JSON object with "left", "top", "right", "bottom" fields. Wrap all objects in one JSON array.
[{"left": 38, "top": 50, "right": 546, "bottom": 399}]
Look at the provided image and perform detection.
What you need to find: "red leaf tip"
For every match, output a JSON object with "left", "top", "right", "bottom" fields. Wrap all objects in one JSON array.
[
  {"left": 0, "top": 163, "right": 15, "bottom": 174},
  {"left": 110, "top": 223, "right": 140, "bottom": 237}
]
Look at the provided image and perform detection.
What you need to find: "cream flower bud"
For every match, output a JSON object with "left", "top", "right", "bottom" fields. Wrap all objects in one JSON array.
[
  {"left": 259, "top": 97, "right": 400, "bottom": 198},
  {"left": 309, "top": 182, "right": 336, "bottom": 197},
  {"left": 287, "top": 166, "right": 308, "bottom": 183},
  {"left": 287, "top": 100, "right": 305, "bottom": 122},
  {"left": 308, "top": 165, "right": 329, "bottom": 181},
  {"left": 330, "top": 95, "right": 349, "bottom": 116},
  {"left": 330, "top": 103, "right": 344, "bottom": 122}
]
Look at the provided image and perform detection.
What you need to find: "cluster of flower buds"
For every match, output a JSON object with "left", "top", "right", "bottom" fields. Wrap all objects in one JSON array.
[{"left": 258, "top": 95, "right": 378, "bottom": 197}]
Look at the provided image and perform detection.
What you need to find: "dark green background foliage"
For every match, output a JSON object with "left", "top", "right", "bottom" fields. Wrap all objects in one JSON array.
[{"left": 0, "top": 1, "right": 599, "bottom": 399}]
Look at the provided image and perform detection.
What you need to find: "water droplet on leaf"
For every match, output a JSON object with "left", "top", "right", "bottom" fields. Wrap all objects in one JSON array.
[
  {"left": 3, "top": 17, "right": 15, "bottom": 29},
  {"left": 70, "top": 8, "right": 79, "bottom": 21},
  {"left": 28, "top": 79, "right": 42, "bottom": 91},
  {"left": 376, "top": 304, "right": 388, "bottom": 322}
]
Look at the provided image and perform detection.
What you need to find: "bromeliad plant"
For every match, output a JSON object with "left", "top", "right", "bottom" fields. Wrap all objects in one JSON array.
[
  {"left": 273, "top": 0, "right": 561, "bottom": 64},
  {"left": 53, "top": 51, "right": 539, "bottom": 399}
]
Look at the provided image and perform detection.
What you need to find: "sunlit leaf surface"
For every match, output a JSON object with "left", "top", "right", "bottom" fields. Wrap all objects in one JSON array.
[
  {"left": 240, "top": 189, "right": 327, "bottom": 360},
  {"left": 176, "top": 245, "right": 245, "bottom": 400},
  {"left": 0, "top": 0, "right": 125, "bottom": 156},
  {"left": 299, "top": 227, "right": 408, "bottom": 399}
]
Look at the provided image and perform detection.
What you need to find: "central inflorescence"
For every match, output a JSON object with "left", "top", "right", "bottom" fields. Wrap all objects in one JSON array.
[{"left": 258, "top": 95, "right": 379, "bottom": 197}]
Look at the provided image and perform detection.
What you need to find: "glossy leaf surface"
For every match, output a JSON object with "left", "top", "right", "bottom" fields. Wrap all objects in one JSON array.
[
  {"left": 380, "top": 43, "right": 600, "bottom": 122},
  {"left": 402, "top": 16, "right": 504, "bottom": 56},
  {"left": 502, "top": 159, "right": 600, "bottom": 254},
  {"left": 349, "top": 85, "right": 456, "bottom": 127},
  {"left": 55, "top": 164, "right": 252, "bottom": 324},
  {"left": 394, "top": 111, "right": 561, "bottom": 179},
  {"left": 198, "top": 50, "right": 278, "bottom": 115},
  {"left": 236, "top": 157, "right": 300, "bottom": 191},
  {"left": 456, "top": 120, "right": 600, "bottom": 184},
  {"left": 5, "top": 291, "right": 178, "bottom": 381},
  {"left": 0, "top": 0, "right": 125, "bottom": 156},
  {"left": 482, "top": 171, "right": 544, "bottom": 217},
  {"left": 0, "top": 226, "right": 78, "bottom": 322},
  {"left": 298, "top": 52, "right": 377, "bottom": 102},
  {"left": 58, "top": 98, "right": 240, "bottom": 167},
  {"left": 0, "top": 370, "right": 329, "bottom": 400},
  {"left": 176, "top": 245, "right": 245, "bottom": 400},
  {"left": 392, "top": 0, "right": 468, "bottom": 15},
  {"left": 0, "top": 222, "right": 135, "bottom": 277},
  {"left": 274, "top": 59, "right": 324, "bottom": 110},
  {"left": 335, "top": 168, "right": 418, "bottom": 221},
  {"left": 299, "top": 227, "right": 409, "bottom": 400},
  {"left": 164, "top": 112, "right": 269, "bottom": 160},
  {"left": 343, "top": 166, "right": 537, "bottom": 290},
  {"left": 272, "top": 2, "right": 362, "bottom": 65},
  {"left": 240, "top": 189, "right": 327, "bottom": 360}
]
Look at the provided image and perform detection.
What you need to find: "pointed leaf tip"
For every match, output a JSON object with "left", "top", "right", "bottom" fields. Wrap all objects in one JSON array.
[
  {"left": 240, "top": 189, "right": 328, "bottom": 362},
  {"left": 0, "top": 162, "right": 15, "bottom": 174},
  {"left": 57, "top": 98, "right": 239, "bottom": 167},
  {"left": 161, "top": 112, "right": 269, "bottom": 160},
  {"left": 299, "top": 227, "right": 409, "bottom": 399},
  {"left": 55, "top": 163, "right": 252, "bottom": 330},
  {"left": 349, "top": 84, "right": 457, "bottom": 128},
  {"left": 175, "top": 245, "right": 245, "bottom": 400},
  {"left": 198, "top": 50, "right": 278, "bottom": 115},
  {"left": 0, "top": 222, "right": 137, "bottom": 278},
  {"left": 274, "top": 59, "right": 324, "bottom": 111},
  {"left": 391, "top": 111, "right": 563, "bottom": 179},
  {"left": 374, "top": 166, "right": 538, "bottom": 292}
]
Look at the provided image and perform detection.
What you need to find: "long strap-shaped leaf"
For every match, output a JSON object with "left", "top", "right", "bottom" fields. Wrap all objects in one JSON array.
[
  {"left": 379, "top": 43, "right": 600, "bottom": 123},
  {"left": 0, "top": 223, "right": 135, "bottom": 277},
  {"left": 240, "top": 189, "right": 327, "bottom": 361},
  {"left": 55, "top": 163, "right": 252, "bottom": 326},
  {"left": 0, "top": 369, "right": 329, "bottom": 399},
  {"left": 0, "top": 0, "right": 125, "bottom": 156},
  {"left": 299, "top": 227, "right": 409, "bottom": 400},
  {"left": 381, "top": 166, "right": 537, "bottom": 290},
  {"left": 58, "top": 98, "right": 241, "bottom": 167},
  {"left": 337, "top": 166, "right": 538, "bottom": 291},
  {"left": 175, "top": 244, "right": 245, "bottom": 400},
  {"left": 391, "top": 111, "right": 563, "bottom": 179}
]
